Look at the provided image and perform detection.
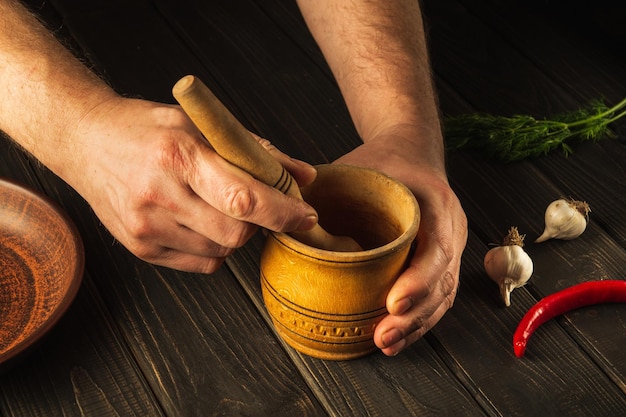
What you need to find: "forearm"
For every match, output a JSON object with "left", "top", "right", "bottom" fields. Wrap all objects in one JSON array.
[
  {"left": 297, "top": 0, "right": 444, "bottom": 171},
  {"left": 0, "top": 0, "right": 118, "bottom": 179}
]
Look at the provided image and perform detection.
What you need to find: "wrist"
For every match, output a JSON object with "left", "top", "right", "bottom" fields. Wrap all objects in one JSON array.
[
  {"left": 39, "top": 88, "right": 121, "bottom": 182},
  {"left": 367, "top": 123, "right": 446, "bottom": 173}
]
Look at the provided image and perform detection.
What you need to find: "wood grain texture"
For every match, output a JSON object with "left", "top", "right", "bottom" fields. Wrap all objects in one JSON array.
[
  {"left": 0, "top": 136, "right": 168, "bottom": 417},
  {"left": 426, "top": 0, "right": 626, "bottom": 392},
  {"left": 2, "top": 0, "right": 625, "bottom": 415},
  {"left": 153, "top": 0, "right": 361, "bottom": 164},
  {"left": 424, "top": 0, "right": 626, "bottom": 411},
  {"left": 227, "top": 235, "right": 486, "bottom": 417},
  {"left": 3, "top": 1, "right": 327, "bottom": 416}
]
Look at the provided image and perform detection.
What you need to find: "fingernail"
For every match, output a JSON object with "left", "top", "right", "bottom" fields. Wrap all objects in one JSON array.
[
  {"left": 390, "top": 338, "right": 407, "bottom": 356},
  {"left": 392, "top": 296, "right": 413, "bottom": 315},
  {"left": 381, "top": 328, "right": 403, "bottom": 348},
  {"left": 297, "top": 214, "right": 318, "bottom": 231}
]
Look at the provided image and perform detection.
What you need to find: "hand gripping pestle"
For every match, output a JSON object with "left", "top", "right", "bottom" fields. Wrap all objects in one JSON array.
[{"left": 172, "top": 75, "right": 362, "bottom": 252}]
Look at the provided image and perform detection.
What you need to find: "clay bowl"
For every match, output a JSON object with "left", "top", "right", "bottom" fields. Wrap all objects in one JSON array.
[
  {"left": 0, "top": 179, "right": 84, "bottom": 369},
  {"left": 260, "top": 164, "right": 420, "bottom": 360}
]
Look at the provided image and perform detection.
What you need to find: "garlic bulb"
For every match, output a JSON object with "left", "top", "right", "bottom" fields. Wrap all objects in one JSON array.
[
  {"left": 535, "top": 198, "right": 590, "bottom": 243},
  {"left": 484, "top": 227, "right": 533, "bottom": 307}
]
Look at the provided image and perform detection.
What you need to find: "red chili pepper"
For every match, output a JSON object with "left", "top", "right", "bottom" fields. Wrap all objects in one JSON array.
[{"left": 513, "top": 280, "right": 626, "bottom": 357}]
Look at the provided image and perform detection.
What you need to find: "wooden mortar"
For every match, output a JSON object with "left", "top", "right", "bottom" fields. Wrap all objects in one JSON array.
[{"left": 260, "top": 164, "right": 420, "bottom": 360}]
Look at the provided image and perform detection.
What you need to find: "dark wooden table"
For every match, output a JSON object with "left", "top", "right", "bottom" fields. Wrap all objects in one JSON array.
[{"left": 2, "top": 0, "right": 625, "bottom": 415}]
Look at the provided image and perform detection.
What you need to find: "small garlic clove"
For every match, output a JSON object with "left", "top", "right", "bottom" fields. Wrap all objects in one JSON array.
[
  {"left": 484, "top": 227, "right": 534, "bottom": 307},
  {"left": 535, "top": 198, "right": 590, "bottom": 243}
]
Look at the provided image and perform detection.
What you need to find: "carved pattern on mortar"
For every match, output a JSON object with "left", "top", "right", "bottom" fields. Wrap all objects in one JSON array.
[{"left": 261, "top": 276, "right": 383, "bottom": 341}]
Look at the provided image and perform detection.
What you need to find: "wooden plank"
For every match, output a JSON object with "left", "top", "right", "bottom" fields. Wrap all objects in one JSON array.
[
  {"left": 151, "top": 0, "right": 361, "bottom": 164},
  {"left": 154, "top": 0, "right": 626, "bottom": 414},
  {"left": 4, "top": 2, "right": 329, "bottom": 416},
  {"left": 6, "top": 0, "right": 625, "bottom": 415},
  {"left": 457, "top": 0, "right": 626, "bottom": 393},
  {"left": 0, "top": 279, "right": 167, "bottom": 417},
  {"left": 47, "top": 0, "right": 205, "bottom": 103},
  {"left": 151, "top": 1, "right": 489, "bottom": 415},
  {"left": 0, "top": 137, "right": 166, "bottom": 416},
  {"left": 422, "top": 0, "right": 626, "bottom": 409},
  {"left": 455, "top": 0, "right": 626, "bottom": 246},
  {"left": 228, "top": 1, "right": 626, "bottom": 414},
  {"left": 428, "top": 227, "right": 626, "bottom": 416},
  {"left": 226, "top": 236, "right": 485, "bottom": 417},
  {"left": 430, "top": 0, "right": 626, "bottom": 380}
]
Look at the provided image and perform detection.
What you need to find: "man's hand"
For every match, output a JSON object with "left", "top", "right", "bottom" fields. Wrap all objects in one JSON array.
[
  {"left": 336, "top": 131, "right": 468, "bottom": 356},
  {"left": 67, "top": 97, "right": 318, "bottom": 272}
]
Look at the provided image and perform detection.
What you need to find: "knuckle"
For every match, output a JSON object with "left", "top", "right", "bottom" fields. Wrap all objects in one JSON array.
[
  {"left": 441, "top": 271, "right": 458, "bottom": 297},
  {"left": 121, "top": 212, "right": 163, "bottom": 261},
  {"left": 434, "top": 236, "right": 455, "bottom": 268},
  {"left": 219, "top": 223, "right": 256, "bottom": 249},
  {"left": 444, "top": 289, "right": 457, "bottom": 311},
  {"left": 411, "top": 325, "right": 429, "bottom": 341},
  {"left": 151, "top": 132, "right": 197, "bottom": 183},
  {"left": 410, "top": 315, "right": 426, "bottom": 332},
  {"left": 438, "top": 271, "right": 458, "bottom": 311},
  {"left": 155, "top": 135, "right": 188, "bottom": 170},
  {"left": 267, "top": 214, "right": 295, "bottom": 233},
  {"left": 221, "top": 183, "right": 256, "bottom": 218},
  {"left": 124, "top": 212, "right": 154, "bottom": 242}
]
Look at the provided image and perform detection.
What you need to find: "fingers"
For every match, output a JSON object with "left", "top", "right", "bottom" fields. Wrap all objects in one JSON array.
[
  {"left": 374, "top": 204, "right": 467, "bottom": 356},
  {"left": 86, "top": 101, "right": 320, "bottom": 273},
  {"left": 189, "top": 145, "right": 319, "bottom": 233},
  {"left": 375, "top": 265, "right": 459, "bottom": 356},
  {"left": 124, "top": 204, "right": 241, "bottom": 258},
  {"left": 252, "top": 133, "right": 318, "bottom": 187},
  {"left": 115, "top": 215, "right": 233, "bottom": 274},
  {"left": 375, "top": 249, "right": 460, "bottom": 352},
  {"left": 141, "top": 248, "right": 228, "bottom": 274},
  {"left": 377, "top": 292, "right": 454, "bottom": 356},
  {"left": 119, "top": 137, "right": 318, "bottom": 273},
  {"left": 110, "top": 185, "right": 248, "bottom": 272}
]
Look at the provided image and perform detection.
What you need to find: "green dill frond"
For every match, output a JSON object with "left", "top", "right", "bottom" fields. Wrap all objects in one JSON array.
[{"left": 443, "top": 97, "right": 626, "bottom": 163}]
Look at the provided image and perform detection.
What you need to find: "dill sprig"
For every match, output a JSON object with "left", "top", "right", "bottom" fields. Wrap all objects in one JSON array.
[{"left": 443, "top": 97, "right": 626, "bottom": 163}]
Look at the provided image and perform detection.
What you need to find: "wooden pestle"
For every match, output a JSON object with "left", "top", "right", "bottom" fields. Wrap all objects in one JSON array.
[{"left": 172, "top": 75, "right": 362, "bottom": 252}]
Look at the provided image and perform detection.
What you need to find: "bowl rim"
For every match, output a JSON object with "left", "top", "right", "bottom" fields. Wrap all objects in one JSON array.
[
  {"left": 0, "top": 178, "right": 84, "bottom": 366},
  {"left": 270, "top": 164, "right": 420, "bottom": 262}
]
